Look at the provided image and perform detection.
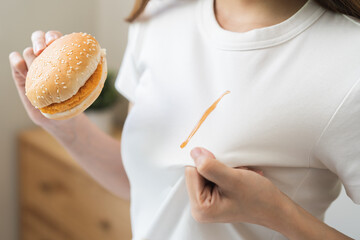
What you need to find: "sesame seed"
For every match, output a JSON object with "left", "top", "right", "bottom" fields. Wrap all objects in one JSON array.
[
  {"left": 41, "top": 96, "right": 44, "bottom": 99},
  {"left": 58, "top": 69, "right": 60, "bottom": 72},
  {"left": 86, "top": 54, "right": 89, "bottom": 57},
  {"left": 76, "top": 56, "right": 78, "bottom": 59},
  {"left": 80, "top": 52, "right": 83, "bottom": 55},
  {"left": 57, "top": 97, "right": 60, "bottom": 99},
  {"left": 78, "top": 45, "right": 81, "bottom": 47},
  {"left": 42, "top": 90, "right": 45, "bottom": 93},
  {"left": 77, "top": 61, "right": 82, "bottom": 65},
  {"left": 71, "top": 43, "right": 74, "bottom": 46},
  {"left": 57, "top": 89, "right": 59, "bottom": 93},
  {"left": 92, "top": 44, "right": 96, "bottom": 47},
  {"left": 63, "top": 86, "right": 67, "bottom": 89},
  {"left": 45, "top": 88, "right": 47, "bottom": 90},
  {"left": 69, "top": 57, "right": 72, "bottom": 60},
  {"left": 83, "top": 49, "right": 86, "bottom": 51}
]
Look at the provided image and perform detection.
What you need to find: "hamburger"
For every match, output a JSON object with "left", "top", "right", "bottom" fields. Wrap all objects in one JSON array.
[{"left": 25, "top": 32, "right": 107, "bottom": 120}]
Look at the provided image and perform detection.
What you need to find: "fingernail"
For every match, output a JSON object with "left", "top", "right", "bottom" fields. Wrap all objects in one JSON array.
[
  {"left": 191, "top": 148, "right": 203, "bottom": 166},
  {"left": 47, "top": 35, "right": 55, "bottom": 44},
  {"left": 34, "top": 43, "right": 45, "bottom": 54}
]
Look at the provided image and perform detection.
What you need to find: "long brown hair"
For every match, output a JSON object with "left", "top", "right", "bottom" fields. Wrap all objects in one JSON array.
[{"left": 126, "top": 0, "right": 360, "bottom": 22}]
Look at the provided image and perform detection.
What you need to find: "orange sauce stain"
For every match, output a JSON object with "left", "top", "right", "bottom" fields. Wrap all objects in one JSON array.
[{"left": 180, "top": 90, "right": 230, "bottom": 149}]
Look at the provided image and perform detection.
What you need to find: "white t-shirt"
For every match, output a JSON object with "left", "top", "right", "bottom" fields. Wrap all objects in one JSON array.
[{"left": 115, "top": 0, "right": 360, "bottom": 239}]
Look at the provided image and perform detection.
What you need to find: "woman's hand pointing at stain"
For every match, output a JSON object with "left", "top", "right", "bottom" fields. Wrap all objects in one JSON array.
[
  {"left": 184, "top": 147, "right": 353, "bottom": 240},
  {"left": 185, "top": 147, "right": 280, "bottom": 225}
]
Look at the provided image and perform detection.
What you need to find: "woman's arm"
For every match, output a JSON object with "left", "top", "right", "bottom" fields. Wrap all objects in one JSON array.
[
  {"left": 43, "top": 114, "right": 130, "bottom": 200},
  {"left": 9, "top": 30, "right": 130, "bottom": 200},
  {"left": 185, "top": 147, "right": 353, "bottom": 240},
  {"left": 279, "top": 196, "right": 352, "bottom": 240}
]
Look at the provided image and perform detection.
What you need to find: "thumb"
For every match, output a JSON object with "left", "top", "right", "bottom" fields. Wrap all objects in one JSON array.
[{"left": 190, "top": 147, "right": 235, "bottom": 189}]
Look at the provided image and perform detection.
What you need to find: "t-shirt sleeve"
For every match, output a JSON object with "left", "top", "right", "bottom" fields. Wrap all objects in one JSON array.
[
  {"left": 115, "top": 23, "right": 142, "bottom": 103},
  {"left": 314, "top": 79, "right": 360, "bottom": 204}
]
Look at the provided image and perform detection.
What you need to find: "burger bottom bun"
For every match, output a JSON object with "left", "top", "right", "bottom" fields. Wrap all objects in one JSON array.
[{"left": 41, "top": 57, "right": 108, "bottom": 120}]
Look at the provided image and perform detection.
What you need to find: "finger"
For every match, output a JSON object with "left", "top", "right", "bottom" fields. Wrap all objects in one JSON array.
[
  {"left": 31, "top": 30, "right": 46, "bottom": 55},
  {"left": 191, "top": 147, "right": 236, "bottom": 189},
  {"left": 9, "top": 52, "right": 35, "bottom": 108},
  {"left": 185, "top": 166, "right": 207, "bottom": 204},
  {"left": 9, "top": 52, "right": 27, "bottom": 79},
  {"left": 236, "top": 166, "right": 264, "bottom": 176},
  {"left": 252, "top": 169, "right": 264, "bottom": 176},
  {"left": 45, "top": 30, "right": 62, "bottom": 45},
  {"left": 23, "top": 47, "right": 36, "bottom": 68},
  {"left": 235, "top": 166, "right": 249, "bottom": 170}
]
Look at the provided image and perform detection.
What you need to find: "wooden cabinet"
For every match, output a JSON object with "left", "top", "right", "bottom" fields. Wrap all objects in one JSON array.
[{"left": 18, "top": 128, "right": 132, "bottom": 240}]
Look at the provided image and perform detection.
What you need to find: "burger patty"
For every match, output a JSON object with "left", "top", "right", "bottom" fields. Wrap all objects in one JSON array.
[{"left": 40, "top": 59, "right": 103, "bottom": 114}]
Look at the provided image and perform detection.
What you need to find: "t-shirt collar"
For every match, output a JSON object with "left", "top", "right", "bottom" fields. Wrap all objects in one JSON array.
[{"left": 197, "top": 0, "right": 326, "bottom": 50}]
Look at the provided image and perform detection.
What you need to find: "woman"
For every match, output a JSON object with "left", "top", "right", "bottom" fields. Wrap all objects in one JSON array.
[{"left": 9, "top": 0, "right": 360, "bottom": 239}]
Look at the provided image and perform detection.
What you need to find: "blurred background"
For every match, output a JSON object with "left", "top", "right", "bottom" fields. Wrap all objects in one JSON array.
[{"left": 0, "top": 0, "right": 359, "bottom": 239}]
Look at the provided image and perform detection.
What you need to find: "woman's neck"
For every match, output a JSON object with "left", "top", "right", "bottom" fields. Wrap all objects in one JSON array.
[{"left": 215, "top": 0, "right": 308, "bottom": 32}]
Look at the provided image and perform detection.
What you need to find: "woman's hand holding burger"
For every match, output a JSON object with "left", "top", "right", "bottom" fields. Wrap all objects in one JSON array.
[
  {"left": 9, "top": 31, "right": 130, "bottom": 199},
  {"left": 9, "top": 30, "right": 70, "bottom": 127},
  {"left": 185, "top": 147, "right": 353, "bottom": 240}
]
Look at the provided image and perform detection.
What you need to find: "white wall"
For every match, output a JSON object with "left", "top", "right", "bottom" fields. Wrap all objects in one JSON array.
[
  {"left": 96, "top": 0, "right": 134, "bottom": 70},
  {"left": 325, "top": 187, "right": 360, "bottom": 239}
]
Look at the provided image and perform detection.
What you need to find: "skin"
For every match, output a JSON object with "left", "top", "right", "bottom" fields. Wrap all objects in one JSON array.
[
  {"left": 214, "top": 0, "right": 308, "bottom": 32},
  {"left": 8, "top": 0, "right": 354, "bottom": 237}
]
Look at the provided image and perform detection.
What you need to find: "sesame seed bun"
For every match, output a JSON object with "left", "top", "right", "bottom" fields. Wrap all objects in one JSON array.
[
  {"left": 25, "top": 32, "right": 107, "bottom": 120},
  {"left": 41, "top": 57, "right": 107, "bottom": 120}
]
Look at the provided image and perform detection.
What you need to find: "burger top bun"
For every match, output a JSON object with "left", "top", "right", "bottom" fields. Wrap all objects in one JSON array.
[{"left": 25, "top": 32, "right": 103, "bottom": 109}]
